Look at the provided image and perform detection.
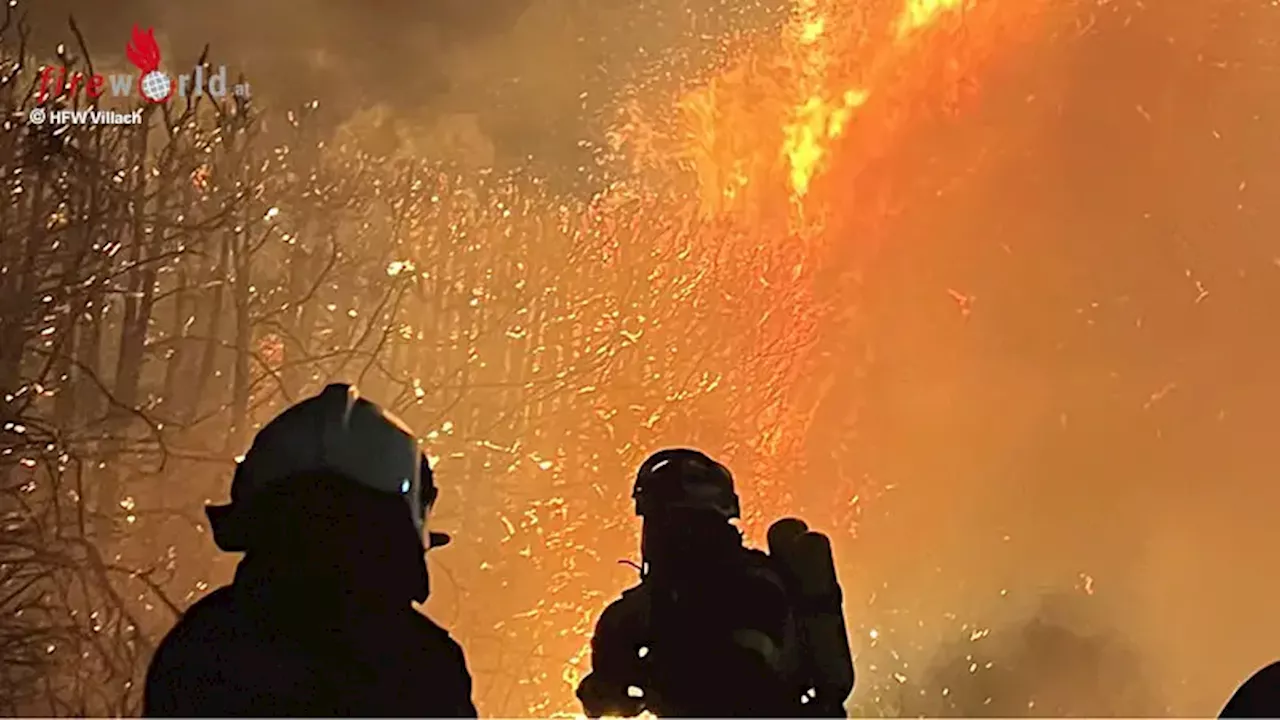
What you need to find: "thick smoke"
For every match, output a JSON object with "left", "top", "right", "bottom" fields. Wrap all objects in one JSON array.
[
  {"left": 26, "top": 0, "right": 529, "bottom": 111},
  {"left": 905, "top": 594, "right": 1162, "bottom": 717},
  {"left": 26, "top": 0, "right": 785, "bottom": 177}
]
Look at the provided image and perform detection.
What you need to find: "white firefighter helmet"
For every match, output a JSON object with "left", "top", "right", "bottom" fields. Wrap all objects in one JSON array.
[{"left": 206, "top": 383, "right": 449, "bottom": 550}]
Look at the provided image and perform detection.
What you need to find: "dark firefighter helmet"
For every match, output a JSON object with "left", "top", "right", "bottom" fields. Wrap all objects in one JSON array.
[
  {"left": 632, "top": 448, "right": 740, "bottom": 520},
  {"left": 205, "top": 383, "right": 451, "bottom": 551}
]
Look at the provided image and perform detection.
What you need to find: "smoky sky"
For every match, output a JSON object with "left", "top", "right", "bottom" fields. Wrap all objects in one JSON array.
[
  {"left": 26, "top": 0, "right": 529, "bottom": 109},
  {"left": 24, "top": 0, "right": 785, "bottom": 176}
]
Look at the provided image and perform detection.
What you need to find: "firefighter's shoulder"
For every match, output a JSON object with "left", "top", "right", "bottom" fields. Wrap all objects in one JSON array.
[
  {"left": 595, "top": 584, "right": 650, "bottom": 633},
  {"left": 144, "top": 587, "right": 314, "bottom": 716},
  {"left": 401, "top": 613, "right": 477, "bottom": 717}
]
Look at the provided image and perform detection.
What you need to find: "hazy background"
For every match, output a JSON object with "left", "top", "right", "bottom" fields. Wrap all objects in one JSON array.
[
  {"left": 27, "top": 0, "right": 786, "bottom": 182},
  {"left": 22, "top": 0, "right": 1280, "bottom": 715},
  {"left": 839, "top": 1, "right": 1280, "bottom": 713}
]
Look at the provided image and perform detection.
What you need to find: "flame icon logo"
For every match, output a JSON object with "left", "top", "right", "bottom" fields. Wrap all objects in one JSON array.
[{"left": 125, "top": 25, "right": 173, "bottom": 103}]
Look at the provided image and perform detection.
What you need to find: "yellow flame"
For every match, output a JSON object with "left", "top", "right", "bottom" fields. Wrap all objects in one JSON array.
[
  {"left": 780, "top": 0, "right": 845, "bottom": 200},
  {"left": 781, "top": 0, "right": 976, "bottom": 198},
  {"left": 783, "top": 88, "right": 869, "bottom": 198},
  {"left": 800, "top": 17, "right": 826, "bottom": 44},
  {"left": 896, "top": 0, "right": 966, "bottom": 38}
]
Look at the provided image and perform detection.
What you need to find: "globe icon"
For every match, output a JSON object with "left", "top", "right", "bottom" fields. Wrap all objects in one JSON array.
[{"left": 139, "top": 71, "right": 172, "bottom": 102}]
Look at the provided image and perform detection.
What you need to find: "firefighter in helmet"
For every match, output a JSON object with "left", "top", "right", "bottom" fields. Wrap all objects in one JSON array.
[
  {"left": 144, "top": 383, "right": 475, "bottom": 717},
  {"left": 576, "top": 448, "right": 854, "bottom": 717}
]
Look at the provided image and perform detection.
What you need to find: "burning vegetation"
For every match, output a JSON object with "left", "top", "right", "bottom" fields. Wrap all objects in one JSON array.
[{"left": 1, "top": 0, "right": 1273, "bottom": 715}]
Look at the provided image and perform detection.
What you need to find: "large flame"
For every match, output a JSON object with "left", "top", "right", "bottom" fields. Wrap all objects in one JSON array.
[
  {"left": 781, "top": 0, "right": 857, "bottom": 201},
  {"left": 644, "top": 0, "right": 1036, "bottom": 223}
]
